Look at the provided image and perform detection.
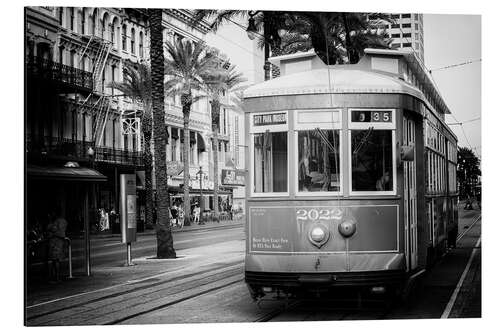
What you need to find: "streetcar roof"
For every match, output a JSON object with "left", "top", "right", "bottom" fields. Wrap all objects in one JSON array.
[{"left": 243, "top": 49, "right": 452, "bottom": 117}]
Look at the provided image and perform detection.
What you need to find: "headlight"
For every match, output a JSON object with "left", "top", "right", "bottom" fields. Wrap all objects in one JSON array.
[
  {"left": 310, "top": 226, "right": 326, "bottom": 242},
  {"left": 308, "top": 224, "right": 330, "bottom": 248},
  {"left": 338, "top": 219, "right": 357, "bottom": 238}
]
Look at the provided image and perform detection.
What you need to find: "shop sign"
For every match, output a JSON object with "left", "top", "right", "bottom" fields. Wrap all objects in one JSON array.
[
  {"left": 253, "top": 112, "right": 287, "bottom": 126},
  {"left": 221, "top": 169, "right": 246, "bottom": 186},
  {"left": 166, "top": 161, "right": 183, "bottom": 176}
]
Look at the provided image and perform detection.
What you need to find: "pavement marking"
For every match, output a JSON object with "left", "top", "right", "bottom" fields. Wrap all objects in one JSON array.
[
  {"left": 441, "top": 236, "right": 481, "bottom": 319},
  {"left": 457, "top": 214, "right": 481, "bottom": 242}
]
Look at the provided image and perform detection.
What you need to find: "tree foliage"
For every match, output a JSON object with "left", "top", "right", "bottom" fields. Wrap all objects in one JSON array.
[{"left": 457, "top": 147, "right": 481, "bottom": 197}]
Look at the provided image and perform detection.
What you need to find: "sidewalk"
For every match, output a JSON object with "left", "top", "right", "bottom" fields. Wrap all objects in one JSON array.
[
  {"left": 91, "top": 217, "right": 245, "bottom": 240},
  {"left": 26, "top": 218, "right": 245, "bottom": 307}
]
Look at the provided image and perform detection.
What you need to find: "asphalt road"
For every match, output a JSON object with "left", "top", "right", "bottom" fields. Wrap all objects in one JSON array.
[{"left": 26, "top": 209, "right": 481, "bottom": 325}]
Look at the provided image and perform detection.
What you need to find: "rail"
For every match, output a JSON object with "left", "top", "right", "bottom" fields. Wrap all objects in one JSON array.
[
  {"left": 26, "top": 56, "right": 93, "bottom": 91},
  {"left": 26, "top": 135, "right": 143, "bottom": 166}
]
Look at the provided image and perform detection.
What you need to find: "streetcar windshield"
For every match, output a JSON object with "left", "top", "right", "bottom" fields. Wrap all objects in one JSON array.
[
  {"left": 298, "top": 129, "right": 340, "bottom": 192},
  {"left": 351, "top": 130, "right": 393, "bottom": 192},
  {"left": 253, "top": 131, "right": 288, "bottom": 193}
]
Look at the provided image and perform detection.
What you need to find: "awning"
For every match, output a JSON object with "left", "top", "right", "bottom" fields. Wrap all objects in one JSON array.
[
  {"left": 27, "top": 164, "right": 107, "bottom": 182},
  {"left": 197, "top": 133, "right": 206, "bottom": 152}
]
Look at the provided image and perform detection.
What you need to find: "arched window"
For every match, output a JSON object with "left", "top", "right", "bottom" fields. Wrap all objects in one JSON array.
[
  {"left": 102, "top": 12, "right": 109, "bottom": 40},
  {"left": 81, "top": 8, "right": 86, "bottom": 34},
  {"left": 111, "top": 18, "right": 118, "bottom": 46},
  {"left": 139, "top": 31, "right": 144, "bottom": 57},
  {"left": 122, "top": 24, "right": 127, "bottom": 51},
  {"left": 70, "top": 7, "right": 75, "bottom": 31},
  {"left": 130, "top": 28, "right": 136, "bottom": 54},
  {"left": 91, "top": 9, "right": 98, "bottom": 35}
]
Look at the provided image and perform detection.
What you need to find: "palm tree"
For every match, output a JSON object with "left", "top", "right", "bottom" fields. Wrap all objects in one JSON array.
[
  {"left": 203, "top": 61, "right": 246, "bottom": 221},
  {"left": 164, "top": 39, "right": 221, "bottom": 224},
  {"left": 193, "top": 10, "right": 392, "bottom": 66},
  {"left": 148, "top": 8, "right": 176, "bottom": 258},
  {"left": 108, "top": 61, "right": 154, "bottom": 232}
]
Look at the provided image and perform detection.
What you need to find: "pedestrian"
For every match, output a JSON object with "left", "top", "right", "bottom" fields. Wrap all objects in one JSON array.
[
  {"left": 177, "top": 206, "right": 185, "bottom": 228},
  {"left": 46, "top": 210, "right": 68, "bottom": 283},
  {"left": 193, "top": 204, "right": 200, "bottom": 224},
  {"left": 171, "top": 203, "right": 178, "bottom": 227}
]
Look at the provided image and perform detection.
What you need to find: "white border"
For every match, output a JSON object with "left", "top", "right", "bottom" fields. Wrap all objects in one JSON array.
[{"left": 248, "top": 204, "right": 400, "bottom": 255}]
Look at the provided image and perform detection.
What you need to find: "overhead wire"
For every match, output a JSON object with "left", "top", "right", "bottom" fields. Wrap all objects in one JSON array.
[{"left": 394, "top": 21, "right": 479, "bottom": 157}]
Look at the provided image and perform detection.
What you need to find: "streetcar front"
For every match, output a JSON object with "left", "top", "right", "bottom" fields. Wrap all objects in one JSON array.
[{"left": 242, "top": 50, "right": 425, "bottom": 299}]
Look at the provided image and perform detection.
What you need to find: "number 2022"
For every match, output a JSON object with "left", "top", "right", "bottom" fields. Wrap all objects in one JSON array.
[{"left": 296, "top": 208, "right": 342, "bottom": 221}]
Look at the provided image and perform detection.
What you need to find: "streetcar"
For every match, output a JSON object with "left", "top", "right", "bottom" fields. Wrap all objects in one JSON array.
[{"left": 242, "top": 49, "right": 458, "bottom": 300}]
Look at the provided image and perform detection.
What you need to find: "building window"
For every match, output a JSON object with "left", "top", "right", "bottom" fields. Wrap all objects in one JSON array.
[
  {"left": 122, "top": 25, "right": 127, "bottom": 50},
  {"left": 130, "top": 28, "right": 135, "bottom": 54},
  {"left": 92, "top": 10, "right": 97, "bottom": 35},
  {"left": 391, "top": 33, "right": 400, "bottom": 38},
  {"left": 59, "top": 46, "right": 64, "bottom": 64},
  {"left": 391, "top": 24, "right": 400, "bottom": 29},
  {"left": 391, "top": 14, "right": 400, "bottom": 19},
  {"left": 403, "top": 42, "right": 412, "bottom": 47},
  {"left": 139, "top": 31, "right": 144, "bottom": 57},
  {"left": 111, "top": 65, "right": 116, "bottom": 95},
  {"left": 415, "top": 23, "right": 419, "bottom": 30},
  {"left": 70, "top": 8, "right": 75, "bottom": 30},
  {"left": 402, "top": 23, "right": 411, "bottom": 28},
  {"left": 402, "top": 14, "right": 411, "bottom": 18},
  {"left": 81, "top": 8, "right": 86, "bottom": 34},
  {"left": 59, "top": 7, "right": 63, "bottom": 25},
  {"left": 402, "top": 33, "right": 412, "bottom": 38}
]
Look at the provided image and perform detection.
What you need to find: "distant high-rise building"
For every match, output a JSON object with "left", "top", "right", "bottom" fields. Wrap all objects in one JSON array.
[{"left": 385, "top": 13, "right": 424, "bottom": 63}]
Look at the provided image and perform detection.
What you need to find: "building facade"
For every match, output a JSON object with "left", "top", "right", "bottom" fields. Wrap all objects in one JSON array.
[
  {"left": 25, "top": 7, "right": 246, "bottom": 237},
  {"left": 386, "top": 13, "right": 425, "bottom": 62}
]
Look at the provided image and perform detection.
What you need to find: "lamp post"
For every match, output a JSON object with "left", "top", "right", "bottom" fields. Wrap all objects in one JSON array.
[{"left": 197, "top": 166, "right": 205, "bottom": 225}]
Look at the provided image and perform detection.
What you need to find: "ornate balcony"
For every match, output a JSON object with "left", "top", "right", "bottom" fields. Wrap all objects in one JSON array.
[
  {"left": 26, "top": 56, "right": 93, "bottom": 91},
  {"left": 26, "top": 135, "right": 143, "bottom": 167}
]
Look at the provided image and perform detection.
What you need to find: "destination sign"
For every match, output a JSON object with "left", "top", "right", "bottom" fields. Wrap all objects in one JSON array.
[
  {"left": 253, "top": 112, "right": 287, "bottom": 126},
  {"left": 352, "top": 111, "right": 392, "bottom": 123}
]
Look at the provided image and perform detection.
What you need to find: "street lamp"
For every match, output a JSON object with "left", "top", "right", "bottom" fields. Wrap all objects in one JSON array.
[
  {"left": 196, "top": 166, "right": 205, "bottom": 225},
  {"left": 246, "top": 16, "right": 258, "bottom": 40}
]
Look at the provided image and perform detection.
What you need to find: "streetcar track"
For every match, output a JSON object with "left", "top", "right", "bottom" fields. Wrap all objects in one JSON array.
[
  {"left": 457, "top": 214, "right": 481, "bottom": 242},
  {"left": 26, "top": 262, "right": 243, "bottom": 322},
  {"left": 107, "top": 278, "right": 244, "bottom": 325}
]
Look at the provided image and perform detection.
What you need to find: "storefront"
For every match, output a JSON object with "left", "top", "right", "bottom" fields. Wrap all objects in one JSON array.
[{"left": 26, "top": 163, "right": 107, "bottom": 277}]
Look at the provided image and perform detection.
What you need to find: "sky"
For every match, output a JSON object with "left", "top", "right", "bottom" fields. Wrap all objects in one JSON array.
[{"left": 423, "top": 14, "right": 481, "bottom": 158}]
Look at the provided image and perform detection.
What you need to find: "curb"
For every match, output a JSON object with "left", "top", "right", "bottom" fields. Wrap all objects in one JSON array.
[{"left": 90, "top": 221, "right": 245, "bottom": 240}]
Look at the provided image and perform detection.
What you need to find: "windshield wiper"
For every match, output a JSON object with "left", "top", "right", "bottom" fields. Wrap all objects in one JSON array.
[{"left": 353, "top": 126, "right": 374, "bottom": 155}]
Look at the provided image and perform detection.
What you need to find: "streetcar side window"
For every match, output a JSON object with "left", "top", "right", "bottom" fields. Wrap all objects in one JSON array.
[
  {"left": 351, "top": 129, "right": 394, "bottom": 192},
  {"left": 297, "top": 130, "right": 340, "bottom": 192},
  {"left": 253, "top": 132, "right": 288, "bottom": 193}
]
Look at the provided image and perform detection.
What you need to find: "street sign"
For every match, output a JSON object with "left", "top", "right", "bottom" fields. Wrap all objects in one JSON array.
[
  {"left": 222, "top": 169, "right": 246, "bottom": 186},
  {"left": 120, "top": 174, "right": 137, "bottom": 244}
]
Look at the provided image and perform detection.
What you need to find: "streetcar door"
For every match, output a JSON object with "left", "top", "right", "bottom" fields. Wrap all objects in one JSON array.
[{"left": 403, "top": 117, "right": 418, "bottom": 270}]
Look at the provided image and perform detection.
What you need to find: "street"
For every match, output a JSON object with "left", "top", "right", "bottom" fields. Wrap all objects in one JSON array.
[{"left": 25, "top": 207, "right": 481, "bottom": 325}]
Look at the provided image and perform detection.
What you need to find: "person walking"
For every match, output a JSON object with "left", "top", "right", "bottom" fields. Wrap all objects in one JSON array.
[
  {"left": 193, "top": 204, "right": 200, "bottom": 224},
  {"left": 46, "top": 210, "right": 68, "bottom": 283}
]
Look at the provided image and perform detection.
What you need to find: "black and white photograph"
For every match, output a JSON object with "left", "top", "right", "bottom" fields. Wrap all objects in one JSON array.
[{"left": 8, "top": 0, "right": 493, "bottom": 330}]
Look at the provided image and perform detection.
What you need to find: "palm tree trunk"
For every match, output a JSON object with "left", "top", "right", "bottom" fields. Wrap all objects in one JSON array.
[
  {"left": 149, "top": 8, "right": 175, "bottom": 258},
  {"left": 211, "top": 100, "right": 220, "bottom": 222},
  {"left": 182, "top": 95, "right": 192, "bottom": 225},
  {"left": 142, "top": 110, "right": 154, "bottom": 229}
]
